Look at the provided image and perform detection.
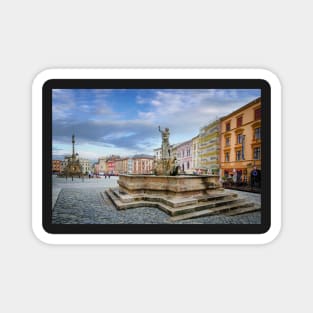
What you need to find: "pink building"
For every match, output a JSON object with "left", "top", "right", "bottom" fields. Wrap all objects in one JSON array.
[
  {"left": 106, "top": 155, "right": 121, "bottom": 174},
  {"left": 176, "top": 140, "right": 193, "bottom": 174}
]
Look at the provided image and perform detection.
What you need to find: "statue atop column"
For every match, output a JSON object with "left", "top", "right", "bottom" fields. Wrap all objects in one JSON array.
[
  {"left": 158, "top": 126, "right": 170, "bottom": 159},
  {"left": 154, "top": 126, "right": 179, "bottom": 176},
  {"left": 63, "top": 133, "right": 83, "bottom": 177}
]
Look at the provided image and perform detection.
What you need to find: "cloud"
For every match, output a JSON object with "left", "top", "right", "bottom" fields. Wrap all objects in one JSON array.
[
  {"left": 138, "top": 111, "right": 156, "bottom": 120},
  {"left": 136, "top": 95, "right": 147, "bottom": 104},
  {"left": 52, "top": 88, "right": 260, "bottom": 158},
  {"left": 52, "top": 89, "right": 76, "bottom": 120},
  {"left": 52, "top": 89, "right": 118, "bottom": 121},
  {"left": 139, "top": 89, "right": 260, "bottom": 138},
  {"left": 53, "top": 119, "right": 159, "bottom": 155}
]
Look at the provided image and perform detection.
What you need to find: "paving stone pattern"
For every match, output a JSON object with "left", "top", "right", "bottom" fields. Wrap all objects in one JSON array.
[{"left": 52, "top": 176, "right": 261, "bottom": 224}]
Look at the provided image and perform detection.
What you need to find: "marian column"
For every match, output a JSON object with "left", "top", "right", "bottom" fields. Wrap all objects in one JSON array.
[{"left": 72, "top": 134, "right": 76, "bottom": 160}]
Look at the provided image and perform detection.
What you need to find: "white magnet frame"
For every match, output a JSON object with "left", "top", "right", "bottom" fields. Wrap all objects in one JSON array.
[{"left": 32, "top": 68, "right": 281, "bottom": 245}]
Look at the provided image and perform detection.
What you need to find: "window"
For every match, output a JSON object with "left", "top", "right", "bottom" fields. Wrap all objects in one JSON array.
[
  {"left": 225, "top": 152, "right": 229, "bottom": 162},
  {"left": 226, "top": 122, "right": 231, "bottom": 131},
  {"left": 237, "top": 134, "right": 243, "bottom": 144},
  {"left": 225, "top": 137, "right": 230, "bottom": 146},
  {"left": 254, "top": 147, "right": 261, "bottom": 160},
  {"left": 255, "top": 108, "right": 261, "bottom": 120},
  {"left": 237, "top": 116, "right": 243, "bottom": 127},
  {"left": 255, "top": 127, "right": 261, "bottom": 140},
  {"left": 236, "top": 150, "right": 241, "bottom": 161}
]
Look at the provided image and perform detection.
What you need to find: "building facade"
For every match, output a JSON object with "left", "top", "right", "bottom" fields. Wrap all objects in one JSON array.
[
  {"left": 61, "top": 155, "right": 71, "bottom": 173},
  {"left": 127, "top": 158, "right": 133, "bottom": 174},
  {"left": 98, "top": 157, "right": 108, "bottom": 175},
  {"left": 121, "top": 158, "right": 129, "bottom": 174},
  {"left": 52, "top": 160, "right": 62, "bottom": 174},
  {"left": 93, "top": 163, "right": 99, "bottom": 175},
  {"left": 191, "top": 135, "right": 200, "bottom": 172},
  {"left": 220, "top": 97, "right": 261, "bottom": 185},
  {"left": 132, "top": 154, "right": 154, "bottom": 174},
  {"left": 153, "top": 147, "right": 162, "bottom": 160},
  {"left": 176, "top": 140, "right": 193, "bottom": 174},
  {"left": 115, "top": 157, "right": 129, "bottom": 174},
  {"left": 198, "top": 120, "right": 220, "bottom": 174},
  {"left": 106, "top": 155, "right": 121, "bottom": 174},
  {"left": 154, "top": 144, "right": 176, "bottom": 160},
  {"left": 79, "top": 158, "right": 91, "bottom": 174},
  {"left": 114, "top": 158, "right": 123, "bottom": 174}
]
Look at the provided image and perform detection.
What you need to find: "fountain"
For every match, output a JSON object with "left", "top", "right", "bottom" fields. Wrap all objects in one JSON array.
[{"left": 105, "top": 127, "right": 259, "bottom": 221}]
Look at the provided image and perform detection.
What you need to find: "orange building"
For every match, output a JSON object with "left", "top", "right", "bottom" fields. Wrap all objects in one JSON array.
[
  {"left": 52, "top": 160, "right": 62, "bottom": 174},
  {"left": 220, "top": 97, "right": 261, "bottom": 186}
]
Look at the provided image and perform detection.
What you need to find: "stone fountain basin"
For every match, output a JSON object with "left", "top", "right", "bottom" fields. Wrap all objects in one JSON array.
[{"left": 118, "top": 174, "right": 222, "bottom": 197}]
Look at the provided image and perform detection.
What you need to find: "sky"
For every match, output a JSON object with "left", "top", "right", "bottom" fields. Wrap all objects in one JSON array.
[{"left": 52, "top": 88, "right": 260, "bottom": 162}]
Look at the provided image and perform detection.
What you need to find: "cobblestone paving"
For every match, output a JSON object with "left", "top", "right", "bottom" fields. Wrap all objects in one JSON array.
[{"left": 52, "top": 176, "right": 261, "bottom": 224}]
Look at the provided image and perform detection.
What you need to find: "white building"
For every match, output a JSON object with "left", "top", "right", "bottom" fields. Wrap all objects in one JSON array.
[
  {"left": 153, "top": 147, "right": 162, "bottom": 160},
  {"left": 127, "top": 158, "right": 133, "bottom": 173},
  {"left": 78, "top": 158, "right": 91, "bottom": 174},
  {"left": 98, "top": 157, "right": 107, "bottom": 175}
]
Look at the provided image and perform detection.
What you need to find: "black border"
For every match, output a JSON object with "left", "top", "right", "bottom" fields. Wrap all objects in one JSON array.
[{"left": 43, "top": 79, "right": 271, "bottom": 234}]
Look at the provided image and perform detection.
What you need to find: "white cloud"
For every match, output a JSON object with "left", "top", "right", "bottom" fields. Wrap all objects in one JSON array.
[
  {"left": 53, "top": 89, "right": 260, "bottom": 159},
  {"left": 52, "top": 89, "right": 76, "bottom": 120},
  {"left": 138, "top": 111, "right": 156, "bottom": 120},
  {"left": 139, "top": 89, "right": 260, "bottom": 143}
]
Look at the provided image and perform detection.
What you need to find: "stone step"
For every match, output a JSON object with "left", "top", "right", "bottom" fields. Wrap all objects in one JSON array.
[
  {"left": 106, "top": 188, "right": 257, "bottom": 221},
  {"left": 170, "top": 201, "right": 254, "bottom": 222},
  {"left": 169, "top": 196, "right": 244, "bottom": 216},
  {"left": 107, "top": 188, "right": 246, "bottom": 215},
  {"left": 105, "top": 189, "right": 125, "bottom": 208},
  {"left": 110, "top": 187, "right": 237, "bottom": 208},
  {"left": 224, "top": 205, "right": 261, "bottom": 216},
  {"left": 196, "top": 192, "right": 238, "bottom": 202},
  {"left": 105, "top": 189, "right": 174, "bottom": 214}
]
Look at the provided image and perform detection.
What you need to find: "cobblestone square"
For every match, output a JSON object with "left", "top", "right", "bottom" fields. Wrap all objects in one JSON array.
[{"left": 52, "top": 176, "right": 261, "bottom": 224}]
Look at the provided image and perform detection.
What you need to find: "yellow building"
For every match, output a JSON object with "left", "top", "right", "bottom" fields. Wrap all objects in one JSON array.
[
  {"left": 220, "top": 97, "right": 261, "bottom": 186},
  {"left": 191, "top": 135, "right": 200, "bottom": 171},
  {"left": 198, "top": 120, "right": 220, "bottom": 174},
  {"left": 115, "top": 157, "right": 129, "bottom": 174}
]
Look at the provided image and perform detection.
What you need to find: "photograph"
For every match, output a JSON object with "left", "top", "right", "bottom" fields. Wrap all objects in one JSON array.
[{"left": 51, "top": 88, "right": 262, "bottom": 225}]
